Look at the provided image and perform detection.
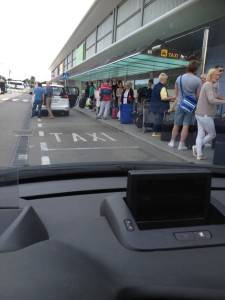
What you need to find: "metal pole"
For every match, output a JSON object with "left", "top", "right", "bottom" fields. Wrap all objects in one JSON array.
[{"left": 200, "top": 27, "right": 210, "bottom": 74}]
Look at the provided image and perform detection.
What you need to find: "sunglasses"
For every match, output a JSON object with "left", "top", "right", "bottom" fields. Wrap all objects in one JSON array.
[{"left": 219, "top": 69, "right": 224, "bottom": 72}]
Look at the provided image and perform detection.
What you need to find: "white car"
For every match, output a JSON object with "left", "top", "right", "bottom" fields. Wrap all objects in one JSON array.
[{"left": 33, "top": 84, "right": 70, "bottom": 116}]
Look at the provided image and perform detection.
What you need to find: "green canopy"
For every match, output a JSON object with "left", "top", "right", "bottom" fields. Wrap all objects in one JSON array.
[{"left": 69, "top": 53, "right": 189, "bottom": 81}]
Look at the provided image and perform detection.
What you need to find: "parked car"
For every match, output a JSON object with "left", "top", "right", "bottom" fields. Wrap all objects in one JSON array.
[{"left": 33, "top": 84, "right": 70, "bottom": 116}]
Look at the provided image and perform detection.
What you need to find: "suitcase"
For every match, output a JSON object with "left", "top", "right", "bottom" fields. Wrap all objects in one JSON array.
[
  {"left": 213, "top": 140, "right": 225, "bottom": 165},
  {"left": 185, "top": 117, "right": 198, "bottom": 149},
  {"left": 111, "top": 107, "right": 119, "bottom": 119},
  {"left": 142, "top": 101, "right": 153, "bottom": 132},
  {"left": 213, "top": 118, "right": 225, "bottom": 165},
  {"left": 185, "top": 124, "right": 197, "bottom": 149},
  {"left": 79, "top": 95, "right": 87, "bottom": 108},
  {"left": 160, "top": 111, "right": 174, "bottom": 142}
]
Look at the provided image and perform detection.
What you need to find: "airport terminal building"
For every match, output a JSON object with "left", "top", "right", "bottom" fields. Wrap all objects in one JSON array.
[{"left": 49, "top": 0, "right": 225, "bottom": 94}]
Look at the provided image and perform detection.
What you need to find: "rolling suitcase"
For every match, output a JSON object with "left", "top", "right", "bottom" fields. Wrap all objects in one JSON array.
[
  {"left": 111, "top": 107, "right": 119, "bottom": 119},
  {"left": 142, "top": 100, "right": 153, "bottom": 133},
  {"left": 213, "top": 140, "right": 225, "bottom": 165},
  {"left": 160, "top": 111, "right": 174, "bottom": 142},
  {"left": 213, "top": 118, "right": 225, "bottom": 165},
  {"left": 79, "top": 95, "right": 87, "bottom": 108},
  {"left": 185, "top": 117, "right": 197, "bottom": 149}
]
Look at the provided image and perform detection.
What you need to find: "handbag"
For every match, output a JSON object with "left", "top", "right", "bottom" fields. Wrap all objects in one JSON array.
[{"left": 179, "top": 76, "right": 197, "bottom": 114}]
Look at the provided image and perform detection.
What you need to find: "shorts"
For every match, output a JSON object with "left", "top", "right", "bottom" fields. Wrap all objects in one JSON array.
[{"left": 174, "top": 104, "right": 194, "bottom": 126}]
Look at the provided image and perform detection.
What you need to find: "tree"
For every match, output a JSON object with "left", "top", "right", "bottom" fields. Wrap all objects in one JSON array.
[
  {"left": 0, "top": 75, "right": 6, "bottom": 81},
  {"left": 25, "top": 76, "right": 36, "bottom": 86}
]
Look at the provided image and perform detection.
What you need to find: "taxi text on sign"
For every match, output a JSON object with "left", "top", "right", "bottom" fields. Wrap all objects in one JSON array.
[{"left": 160, "top": 49, "right": 179, "bottom": 59}]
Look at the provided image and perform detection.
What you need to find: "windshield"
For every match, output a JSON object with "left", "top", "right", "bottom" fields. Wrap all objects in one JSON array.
[
  {"left": 1, "top": 1, "right": 225, "bottom": 299},
  {"left": 0, "top": 0, "right": 225, "bottom": 171}
]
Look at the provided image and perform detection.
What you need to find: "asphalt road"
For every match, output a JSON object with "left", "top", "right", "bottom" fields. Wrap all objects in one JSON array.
[
  {"left": 0, "top": 92, "right": 185, "bottom": 168},
  {"left": 28, "top": 108, "right": 185, "bottom": 166},
  {"left": 0, "top": 91, "right": 31, "bottom": 168}
]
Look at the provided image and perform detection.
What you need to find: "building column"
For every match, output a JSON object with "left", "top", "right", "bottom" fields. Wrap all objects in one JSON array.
[{"left": 200, "top": 27, "right": 210, "bottom": 74}]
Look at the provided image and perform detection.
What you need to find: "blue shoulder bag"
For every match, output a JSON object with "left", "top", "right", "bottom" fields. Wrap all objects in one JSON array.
[{"left": 179, "top": 76, "right": 197, "bottom": 114}]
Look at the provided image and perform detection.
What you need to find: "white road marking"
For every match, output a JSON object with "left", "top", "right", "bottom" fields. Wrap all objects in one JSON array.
[
  {"left": 49, "top": 133, "right": 62, "bottom": 142},
  {"left": 72, "top": 133, "right": 87, "bottom": 142},
  {"left": 39, "top": 131, "right": 44, "bottom": 136},
  {"left": 18, "top": 154, "right": 28, "bottom": 160},
  {"left": 41, "top": 156, "right": 51, "bottom": 165},
  {"left": 47, "top": 146, "right": 139, "bottom": 151},
  {"left": 14, "top": 134, "right": 33, "bottom": 137},
  {"left": 100, "top": 132, "right": 117, "bottom": 141},
  {"left": 85, "top": 133, "right": 106, "bottom": 142},
  {"left": 12, "top": 99, "right": 20, "bottom": 101},
  {"left": 40, "top": 142, "right": 48, "bottom": 151},
  {"left": 1, "top": 98, "right": 10, "bottom": 101},
  {"left": 38, "top": 123, "right": 42, "bottom": 128},
  {"left": 23, "top": 99, "right": 29, "bottom": 102}
]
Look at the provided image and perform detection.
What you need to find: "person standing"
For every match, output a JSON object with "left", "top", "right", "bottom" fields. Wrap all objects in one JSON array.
[
  {"left": 96, "top": 79, "right": 113, "bottom": 120},
  {"left": 147, "top": 79, "right": 153, "bottom": 103},
  {"left": 84, "top": 82, "right": 90, "bottom": 99},
  {"left": 112, "top": 79, "right": 118, "bottom": 108},
  {"left": 214, "top": 65, "right": 224, "bottom": 115},
  {"left": 149, "top": 73, "right": 176, "bottom": 137},
  {"left": 168, "top": 60, "right": 202, "bottom": 150},
  {"left": 121, "top": 82, "right": 134, "bottom": 104},
  {"left": 192, "top": 68, "right": 225, "bottom": 160},
  {"left": 200, "top": 73, "right": 207, "bottom": 84},
  {"left": 116, "top": 80, "right": 123, "bottom": 120},
  {"left": 45, "top": 81, "right": 54, "bottom": 118},
  {"left": 31, "top": 82, "right": 45, "bottom": 119},
  {"left": 89, "top": 81, "right": 95, "bottom": 110}
]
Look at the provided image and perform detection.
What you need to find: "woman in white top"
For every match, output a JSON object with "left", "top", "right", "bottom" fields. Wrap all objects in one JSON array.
[
  {"left": 193, "top": 68, "right": 225, "bottom": 160},
  {"left": 121, "top": 82, "right": 134, "bottom": 104}
]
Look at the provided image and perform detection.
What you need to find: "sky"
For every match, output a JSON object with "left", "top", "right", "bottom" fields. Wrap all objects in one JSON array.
[{"left": 0, "top": 0, "right": 95, "bottom": 81}]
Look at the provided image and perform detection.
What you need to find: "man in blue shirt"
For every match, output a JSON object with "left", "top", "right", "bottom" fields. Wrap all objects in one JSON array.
[{"left": 32, "top": 82, "right": 45, "bottom": 118}]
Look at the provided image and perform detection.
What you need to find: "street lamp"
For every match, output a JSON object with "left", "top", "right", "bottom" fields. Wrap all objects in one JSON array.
[{"left": 8, "top": 68, "right": 12, "bottom": 94}]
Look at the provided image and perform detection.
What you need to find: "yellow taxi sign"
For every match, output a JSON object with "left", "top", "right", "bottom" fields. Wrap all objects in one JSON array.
[
  {"left": 160, "top": 49, "right": 179, "bottom": 59},
  {"left": 160, "top": 49, "right": 168, "bottom": 57}
]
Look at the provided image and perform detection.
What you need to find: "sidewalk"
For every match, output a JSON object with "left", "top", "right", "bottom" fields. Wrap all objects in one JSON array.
[{"left": 75, "top": 106, "right": 214, "bottom": 165}]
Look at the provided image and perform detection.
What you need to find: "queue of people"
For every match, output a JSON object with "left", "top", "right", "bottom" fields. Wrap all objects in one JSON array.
[
  {"left": 82, "top": 61, "right": 225, "bottom": 163},
  {"left": 166, "top": 61, "right": 225, "bottom": 160}
]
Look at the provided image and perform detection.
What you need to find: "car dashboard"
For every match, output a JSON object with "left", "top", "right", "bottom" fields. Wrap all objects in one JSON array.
[{"left": 1, "top": 162, "right": 225, "bottom": 300}]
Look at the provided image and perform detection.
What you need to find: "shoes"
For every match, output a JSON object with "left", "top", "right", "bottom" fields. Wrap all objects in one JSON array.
[
  {"left": 197, "top": 155, "right": 206, "bottom": 160},
  {"left": 103, "top": 117, "right": 107, "bottom": 120},
  {"left": 152, "top": 133, "right": 161, "bottom": 137},
  {"left": 49, "top": 116, "right": 54, "bottom": 119},
  {"left": 178, "top": 144, "right": 187, "bottom": 151},
  {"left": 96, "top": 116, "right": 101, "bottom": 119},
  {"left": 192, "top": 145, "right": 197, "bottom": 158},
  {"left": 168, "top": 141, "right": 175, "bottom": 148}
]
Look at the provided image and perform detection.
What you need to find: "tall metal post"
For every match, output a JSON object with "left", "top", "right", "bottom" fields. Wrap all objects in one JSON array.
[{"left": 200, "top": 27, "right": 210, "bottom": 74}]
